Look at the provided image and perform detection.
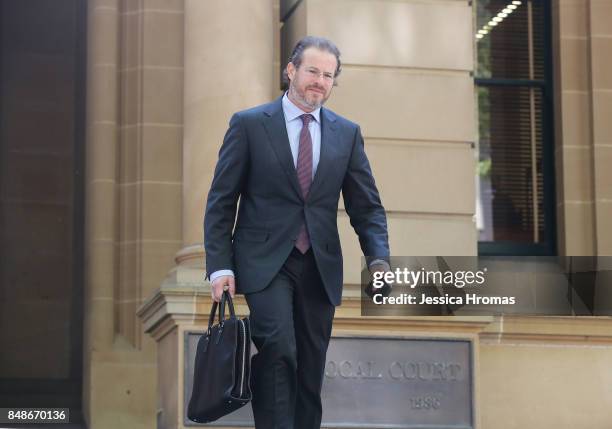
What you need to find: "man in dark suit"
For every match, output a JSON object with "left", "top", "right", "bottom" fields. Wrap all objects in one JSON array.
[{"left": 204, "top": 36, "right": 390, "bottom": 429}]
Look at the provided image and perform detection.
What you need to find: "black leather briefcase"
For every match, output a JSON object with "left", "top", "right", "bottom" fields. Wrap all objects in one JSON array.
[{"left": 187, "top": 290, "right": 252, "bottom": 423}]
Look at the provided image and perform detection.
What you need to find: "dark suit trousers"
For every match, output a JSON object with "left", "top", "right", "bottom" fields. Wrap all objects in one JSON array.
[{"left": 245, "top": 248, "right": 335, "bottom": 429}]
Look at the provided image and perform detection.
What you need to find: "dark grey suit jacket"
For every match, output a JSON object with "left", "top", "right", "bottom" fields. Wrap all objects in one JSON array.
[{"left": 204, "top": 96, "right": 389, "bottom": 306}]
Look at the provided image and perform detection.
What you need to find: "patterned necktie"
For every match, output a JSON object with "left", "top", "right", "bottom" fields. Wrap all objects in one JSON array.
[{"left": 295, "top": 114, "right": 314, "bottom": 253}]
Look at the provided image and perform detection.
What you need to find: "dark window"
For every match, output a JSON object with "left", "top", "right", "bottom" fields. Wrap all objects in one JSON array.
[{"left": 475, "top": 0, "right": 556, "bottom": 255}]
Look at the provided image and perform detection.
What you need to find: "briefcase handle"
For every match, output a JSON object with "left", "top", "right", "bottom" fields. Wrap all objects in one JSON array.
[{"left": 207, "top": 290, "right": 236, "bottom": 334}]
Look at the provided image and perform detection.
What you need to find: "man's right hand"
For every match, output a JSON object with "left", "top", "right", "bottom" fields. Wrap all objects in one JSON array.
[{"left": 210, "top": 275, "right": 235, "bottom": 302}]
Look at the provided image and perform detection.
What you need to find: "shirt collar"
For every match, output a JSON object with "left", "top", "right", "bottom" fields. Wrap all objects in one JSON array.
[{"left": 282, "top": 92, "right": 321, "bottom": 124}]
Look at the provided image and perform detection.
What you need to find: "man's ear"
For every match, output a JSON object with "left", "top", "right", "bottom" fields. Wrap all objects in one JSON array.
[{"left": 286, "top": 62, "right": 296, "bottom": 82}]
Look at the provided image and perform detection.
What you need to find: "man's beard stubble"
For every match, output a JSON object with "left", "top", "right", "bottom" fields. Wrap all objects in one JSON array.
[{"left": 289, "top": 81, "right": 329, "bottom": 111}]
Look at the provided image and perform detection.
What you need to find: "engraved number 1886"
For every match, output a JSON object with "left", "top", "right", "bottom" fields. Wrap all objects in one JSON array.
[{"left": 409, "top": 395, "right": 441, "bottom": 410}]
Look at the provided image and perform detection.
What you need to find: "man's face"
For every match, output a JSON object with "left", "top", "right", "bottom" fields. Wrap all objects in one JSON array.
[{"left": 286, "top": 47, "right": 337, "bottom": 112}]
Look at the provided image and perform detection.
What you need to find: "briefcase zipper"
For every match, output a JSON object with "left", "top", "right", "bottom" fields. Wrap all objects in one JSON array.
[{"left": 238, "top": 319, "right": 247, "bottom": 397}]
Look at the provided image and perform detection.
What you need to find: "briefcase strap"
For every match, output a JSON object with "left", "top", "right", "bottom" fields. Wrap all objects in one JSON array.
[{"left": 207, "top": 290, "right": 237, "bottom": 334}]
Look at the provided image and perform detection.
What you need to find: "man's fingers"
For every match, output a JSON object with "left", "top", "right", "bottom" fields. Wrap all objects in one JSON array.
[
  {"left": 227, "top": 276, "right": 236, "bottom": 298},
  {"left": 211, "top": 275, "right": 234, "bottom": 302},
  {"left": 211, "top": 285, "right": 221, "bottom": 303},
  {"left": 211, "top": 279, "right": 222, "bottom": 303}
]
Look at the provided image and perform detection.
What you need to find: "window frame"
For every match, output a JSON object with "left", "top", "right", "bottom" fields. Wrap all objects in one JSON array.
[{"left": 474, "top": 0, "right": 557, "bottom": 256}]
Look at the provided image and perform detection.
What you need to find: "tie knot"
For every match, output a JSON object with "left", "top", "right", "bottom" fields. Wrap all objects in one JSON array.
[{"left": 300, "top": 114, "right": 314, "bottom": 126}]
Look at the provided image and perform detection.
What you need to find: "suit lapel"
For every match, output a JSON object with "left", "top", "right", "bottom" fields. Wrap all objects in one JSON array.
[
  {"left": 261, "top": 98, "right": 303, "bottom": 199},
  {"left": 308, "top": 107, "right": 338, "bottom": 201}
]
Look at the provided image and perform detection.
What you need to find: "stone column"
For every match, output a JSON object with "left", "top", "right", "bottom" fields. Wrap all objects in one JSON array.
[
  {"left": 181, "top": 0, "right": 275, "bottom": 269},
  {"left": 85, "top": 0, "right": 185, "bottom": 427},
  {"left": 555, "top": 0, "right": 612, "bottom": 256},
  {"left": 554, "top": 0, "right": 596, "bottom": 255},
  {"left": 84, "top": 0, "right": 120, "bottom": 425},
  {"left": 587, "top": 0, "right": 612, "bottom": 255}
]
